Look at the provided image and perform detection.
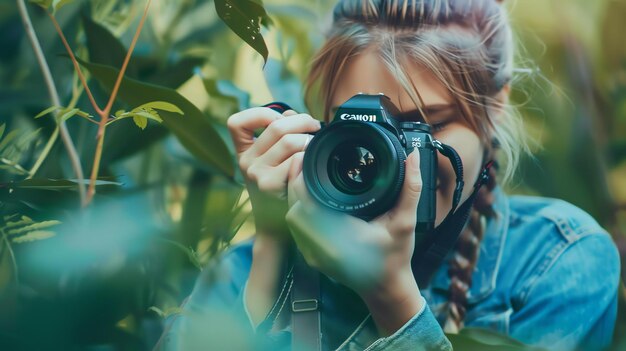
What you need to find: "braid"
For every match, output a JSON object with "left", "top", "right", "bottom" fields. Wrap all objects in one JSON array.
[{"left": 443, "top": 165, "right": 498, "bottom": 333}]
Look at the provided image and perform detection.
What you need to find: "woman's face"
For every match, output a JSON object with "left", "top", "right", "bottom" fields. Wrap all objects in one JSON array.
[{"left": 330, "top": 50, "right": 485, "bottom": 226}]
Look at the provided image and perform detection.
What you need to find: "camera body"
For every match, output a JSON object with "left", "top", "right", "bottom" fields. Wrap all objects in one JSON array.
[{"left": 303, "top": 93, "right": 437, "bottom": 232}]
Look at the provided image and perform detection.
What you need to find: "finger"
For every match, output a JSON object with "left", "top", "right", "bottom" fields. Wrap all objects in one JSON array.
[
  {"left": 257, "top": 134, "right": 312, "bottom": 167},
  {"left": 287, "top": 152, "right": 305, "bottom": 207},
  {"left": 227, "top": 107, "right": 283, "bottom": 154},
  {"left": 249, "top": 114, "right": 320, "bottom": 158},
  {"left": 288, "top": 170, "right": 318, "bottom": 210},
  {"left": 283, "top": 109, "right": 298, "bottom": 117},
  {"left": 287, "top": 152, "right": 305, "bottom": 181},
  {"left": 247, "top": 153, "right": 301, "bottom": 199},
  {"left": 387, "top": 149, "right": 422, "bottom": 233}
]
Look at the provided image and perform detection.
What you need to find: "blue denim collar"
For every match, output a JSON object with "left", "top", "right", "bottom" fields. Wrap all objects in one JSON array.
[{"left": 428, "top": 187, "right": 509, "bottom": 303}]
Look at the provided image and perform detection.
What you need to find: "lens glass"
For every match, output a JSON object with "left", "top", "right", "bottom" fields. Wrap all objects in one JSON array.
[{"left": 328, "top": 143, "right": 379, "bottom": 195}]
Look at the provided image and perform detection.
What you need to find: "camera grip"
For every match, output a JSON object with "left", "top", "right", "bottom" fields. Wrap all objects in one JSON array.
[{"left": 415, "top": 145, "right": 437, "bottom": 232}]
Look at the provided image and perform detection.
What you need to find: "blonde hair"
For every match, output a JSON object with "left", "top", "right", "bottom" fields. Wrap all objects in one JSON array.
[{"left": 305, "top": 0, "right": 528, "bottom": 183}]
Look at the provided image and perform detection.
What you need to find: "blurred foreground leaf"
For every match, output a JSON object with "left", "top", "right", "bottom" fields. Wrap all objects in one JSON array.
[{"left": 5, "top": 178, "right": 120, "bottom": 190}]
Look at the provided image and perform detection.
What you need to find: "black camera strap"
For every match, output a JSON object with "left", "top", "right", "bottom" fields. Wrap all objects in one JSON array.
[
  {"left": 413, "top": 152, "right": 494, "bottom": 287},
  {"left": 291, "top": 252, "right": 322, "bottom": 351}
]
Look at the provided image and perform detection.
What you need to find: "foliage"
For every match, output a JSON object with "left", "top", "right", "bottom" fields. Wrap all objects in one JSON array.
[{"left": 0, "top": 0, "right": 624, "bottom": 350}]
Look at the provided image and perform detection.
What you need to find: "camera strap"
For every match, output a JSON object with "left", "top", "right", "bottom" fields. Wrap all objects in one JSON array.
[
  {"left": 291, "top": 252, "right": 322, "bottom": 351},
  {"left": 262, "top": 101, "right": 323, "bottom": 350},
  {"left": 413, "top": 153, "right": 494, "bottom": 287}
]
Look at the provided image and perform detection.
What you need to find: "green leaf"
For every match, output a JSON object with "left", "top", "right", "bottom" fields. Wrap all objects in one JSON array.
[
  {"left": 204, "top": 79, "right": 251, "bottom": 112},
  {"left": 132, "top": 115, "right": 148, "bottom": 130},
  {"left": 147, "top": 306, "right": 183, "bottom": 319},
  {"left": 52, "top": 0, "right": 73, "bottom": 12},
  {"left": 76, "top": 110, "right": 93, "bottom": 119},
  {"left": 28, "top": 0, "right": 73, "bottom": 13},
  {"left": 0, "top": 124, "right": 5, "bottom": 140},
  {"left": 7, "top": 220, "right": 61, "bottom": 236},
  {"left": 75, "top": 58, "right": 235, "bottom": 178},
  {"left": 0, "top": 130, "right": 20, "bottom": 155},
  {"left": 81, "top": 12, "right": 136, "bottom": 75},
  {"left": 0, "top": 159, "right": 28, "bottom": 175},
  {"left": 34, "top": 105, "right": 61, "bottom": 119},
  {"left": 135, "top": 101, "right": 184, "bottom": 115},
  {"left": 56, "top": 108, "right": 79, "bottom": 123},
  {"left": 12, "top": 230, "right": 56, "bottom": 244},
  {"left": 10, "top": 178, "right": 121, "bottom": 191},
  {"left": 132, "top": 115, "right": 147, "bottom": 130},
  {"left": 3, "top": 215, "right": 35, "bottom": 229},
  {"left": 29, "top": 0, "right": 52, "bottom": 10},
  {"left": 215, "top": 0, "right": 270, "bottom": 65},
  {"left": 133, "top": 110, "right": 163, "bottom": 123}
]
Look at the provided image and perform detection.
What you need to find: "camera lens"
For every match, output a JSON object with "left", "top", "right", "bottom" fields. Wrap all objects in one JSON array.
[
  {"left": 328, "top": 144, "right": 378, "bottom": 195},
  {"left": 303, "top": 121, "right": 406, "bottom": 220}
]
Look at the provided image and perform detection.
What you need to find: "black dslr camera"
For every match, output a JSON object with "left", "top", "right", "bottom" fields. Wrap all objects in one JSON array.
[{"left": 302, "top": 93, "right": 438, "bottom": 232}]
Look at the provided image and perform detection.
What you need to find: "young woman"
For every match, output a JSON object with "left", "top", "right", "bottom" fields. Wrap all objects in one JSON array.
[{"left": 162, "top": 1, "right": 620, "bottom": 350}]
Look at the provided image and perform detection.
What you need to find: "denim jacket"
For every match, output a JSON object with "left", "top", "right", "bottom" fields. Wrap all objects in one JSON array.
[{"left": 161, "top": 188, "right": 620, "bottom": 351}]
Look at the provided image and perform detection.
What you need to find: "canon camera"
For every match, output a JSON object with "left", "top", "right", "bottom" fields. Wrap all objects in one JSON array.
[{"left": 302, "top": 93, "right": 438, "bottom": 232}]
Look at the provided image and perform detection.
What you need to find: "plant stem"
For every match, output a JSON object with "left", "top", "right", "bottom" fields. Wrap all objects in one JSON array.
[
  {"left": 27, "top": 127, "right": 59, "bottom": 179},
  {"left": 48, "top": 13, "right": 103, "bottom": 115},
  {"left": 85, "top": 0, "right": 154, "bottom": 205},
  {"left": 17, "top": 0, "right": 86, "bottom": 204},
  {"left": 86, "top": 124, "right": 106, "bottom": 204},
  {"left": 103, "top": 0, "right": 153, "bottom": 115}
]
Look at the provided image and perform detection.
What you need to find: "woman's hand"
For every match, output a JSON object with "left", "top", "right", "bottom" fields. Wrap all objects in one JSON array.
[
  {"left": 285, "top": 150, "right": 424, "bottom": 335},
  {"left": 226, "top": 107, "right": 321, "bottom": 327},
  {"left": 227, "top": 107, "right": 321, "bottom": 237}
]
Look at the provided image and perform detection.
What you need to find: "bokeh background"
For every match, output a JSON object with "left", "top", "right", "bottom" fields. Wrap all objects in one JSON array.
[{"left": 0, "top": 0, "right": 625, "bottom": 350}]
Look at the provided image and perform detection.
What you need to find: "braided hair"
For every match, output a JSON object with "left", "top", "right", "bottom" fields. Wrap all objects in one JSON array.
[{"left": 444, "top": 163, "right": 498, "bottom": 332}]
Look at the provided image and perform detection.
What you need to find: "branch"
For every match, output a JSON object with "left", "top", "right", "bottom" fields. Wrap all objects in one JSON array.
[
  {"left": 17, "top": 0, "right": 86, "bottom": 204},
  {"left": 85, "top": 0, "right": 154, "bottom": 205},
  {"left": 47, "top": 12, "right": 103, "bottom": 115},
  {"left": 103, "top": 0, "right": 154, "bottom": 115}
]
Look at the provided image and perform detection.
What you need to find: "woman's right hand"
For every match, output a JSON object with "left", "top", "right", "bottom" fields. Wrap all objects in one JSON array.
[
  {"left": 226, "top": 107, "right": 321, "bottom": 327},
  {"left": 227, "top": 107, "right": 321, "bottom": 237}
]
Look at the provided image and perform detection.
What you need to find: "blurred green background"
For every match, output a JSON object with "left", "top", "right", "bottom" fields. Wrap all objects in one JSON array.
[{"left": 0, "top": 0, "right": 625, "bottom": 350}]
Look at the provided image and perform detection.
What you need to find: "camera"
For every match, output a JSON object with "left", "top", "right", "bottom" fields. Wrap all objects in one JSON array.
[{"left": 302, "top": 93, "right": 438, "bottom": 232}]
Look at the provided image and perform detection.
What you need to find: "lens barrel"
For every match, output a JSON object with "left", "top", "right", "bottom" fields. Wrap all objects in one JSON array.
[{"left": 303, "top": 121, "right": 406, "bottom": 220}]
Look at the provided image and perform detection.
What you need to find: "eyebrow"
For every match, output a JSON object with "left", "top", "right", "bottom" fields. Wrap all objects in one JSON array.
[{"left": 396, "top": 104, "right": 456, "bottom": 120}]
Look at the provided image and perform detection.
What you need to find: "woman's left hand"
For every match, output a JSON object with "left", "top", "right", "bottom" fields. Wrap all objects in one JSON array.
[{"left": 285, "top": 150, "right": 424, "bottom": 335}]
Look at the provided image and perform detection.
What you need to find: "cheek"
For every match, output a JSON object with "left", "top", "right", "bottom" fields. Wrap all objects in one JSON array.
[{"left": 434, "top": 125, "right": 484, "bottom": 226}]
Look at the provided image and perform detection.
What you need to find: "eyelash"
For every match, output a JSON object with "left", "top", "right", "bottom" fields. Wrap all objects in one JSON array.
[{"left": 432, "top": 121, "right": 449, "bottom": 132}]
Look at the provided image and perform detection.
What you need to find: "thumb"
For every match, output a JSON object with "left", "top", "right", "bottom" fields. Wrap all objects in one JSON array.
[{"left": 388, "top": 149, "right": 422, "bottom": 228}]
